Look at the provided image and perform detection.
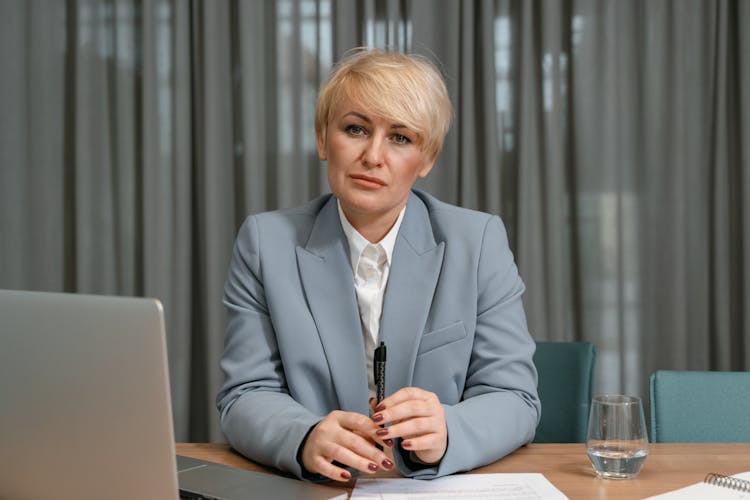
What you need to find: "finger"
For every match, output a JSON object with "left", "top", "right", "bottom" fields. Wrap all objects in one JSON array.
[
  {"left": 374, "top": 386, "right": 430, "bottom": 411},
  {"left": 309, "top": 455, "right": 354, "bottom": 482},
  {"left": 373, "top": 397, "right": 438, "bottom": 428},
  {"left": 325, "top": 443, "right": 382, "bottom": 475},
  {"left": 398, "top": 429, "right": 444, "bottom": 451},
  {"left": 354, "top": 427, "right": 395, "bottom": 451},
  {"left": 378, "top": 415, "right": 439, "bottom": 441},
  {"left": 343, "top": 435, "right": 395, "bottom": 471},
  {"left": 338, "top": 410, "right": 381, "bottom": 434},
  {"left": 322, "top": 428, "right": 394, "bottom": 473},
  {"left": 371, "top": 426, "right": 396, "bottom": 448},
  {"left": 303, "top": 412, "right": 381, "bottom": 475},
  {"left": 396, "top": 423, "right": 447, "bottom": 465}
]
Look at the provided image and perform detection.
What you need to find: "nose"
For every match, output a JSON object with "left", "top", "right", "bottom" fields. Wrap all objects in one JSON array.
[{"left": 362, "top": 136, "right": 385, "bottom": 167}]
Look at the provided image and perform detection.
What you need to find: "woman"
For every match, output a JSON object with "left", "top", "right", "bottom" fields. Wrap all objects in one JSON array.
[{"left": 216, "top": 48, "right": 540, "bottom": 482}]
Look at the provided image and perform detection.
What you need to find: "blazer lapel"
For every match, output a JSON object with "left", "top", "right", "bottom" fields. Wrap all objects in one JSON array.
[
  {"left": 380, "top": 193, "right": 445, "bottom": 396},
  {"left": 296, "top": 197, "right": 369, "bottom": 415}
]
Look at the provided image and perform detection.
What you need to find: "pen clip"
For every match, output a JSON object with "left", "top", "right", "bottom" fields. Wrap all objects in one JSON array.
[{"left": 375, "top": 341, "right": 386, "bottom": 362}]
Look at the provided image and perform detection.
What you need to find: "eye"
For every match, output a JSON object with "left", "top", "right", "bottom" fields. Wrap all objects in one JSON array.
[
  {"left": 391, "top": 134, "right": 411, "bottom": 145},
  {"left": 345, "top": 124, "right": 367, "bottom": 136}
]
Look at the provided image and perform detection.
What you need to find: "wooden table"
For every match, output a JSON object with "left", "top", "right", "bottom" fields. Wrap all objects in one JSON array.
[{"left": 176, "top": 442, "right": 750, "bottom": 498}]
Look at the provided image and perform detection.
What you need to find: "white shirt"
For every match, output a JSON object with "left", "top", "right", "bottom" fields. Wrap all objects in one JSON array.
[{"left": 337, "top": 200, "right": 405, "bottom": 399}]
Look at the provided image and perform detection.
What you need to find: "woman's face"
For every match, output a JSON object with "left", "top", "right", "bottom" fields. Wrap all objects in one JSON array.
[{"left": 317, "top": 97, "right": 435, "bottom": 229}]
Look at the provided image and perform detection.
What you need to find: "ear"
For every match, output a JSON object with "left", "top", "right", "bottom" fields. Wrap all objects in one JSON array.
[
  {"left": 316, "top": 131, "right": 327, "bottom": 161},
  {"left": 417, "top": 158, "right": 436, "bottom": 179}
]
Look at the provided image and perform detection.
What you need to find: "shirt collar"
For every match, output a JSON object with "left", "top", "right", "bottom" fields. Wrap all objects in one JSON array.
[{"left": 337, "top": 199, "right": 406, "bottom": 272}]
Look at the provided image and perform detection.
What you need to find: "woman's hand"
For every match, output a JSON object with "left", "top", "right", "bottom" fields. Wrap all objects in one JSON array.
[
  {"left": 371, "top": 387, "right": 447, "bottom": 465},
  {"left": 301, "top": 410, "right": 394, "bottom": 482}
]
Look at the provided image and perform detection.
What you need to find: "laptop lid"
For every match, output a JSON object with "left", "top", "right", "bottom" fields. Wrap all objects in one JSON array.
[
  {"left": 177, "top": 456, "right": 347, "bottom": 500},
  {"left": 0, "top": 290, "right": 179, "bottom": 500}
]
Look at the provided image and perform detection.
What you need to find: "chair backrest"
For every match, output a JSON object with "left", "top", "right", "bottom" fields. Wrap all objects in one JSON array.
[
  {"left": 649, "top": 370, "right": 750, "bottom": 443},
  {"left": 532, "top": 341, "right": 596, "bottom": 443}
]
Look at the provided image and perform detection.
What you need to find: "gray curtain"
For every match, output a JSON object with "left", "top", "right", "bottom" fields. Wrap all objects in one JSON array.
[{"left": 1, "top": 0, "right": 748, "bottom": 442}]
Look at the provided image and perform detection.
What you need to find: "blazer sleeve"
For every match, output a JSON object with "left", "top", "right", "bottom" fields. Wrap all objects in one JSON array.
[
  {"left": 215, "top": 215, "right": 320, "bottom": 478},
  {"left": 395, "top": 215, "right": 541, "bottom": 479}
]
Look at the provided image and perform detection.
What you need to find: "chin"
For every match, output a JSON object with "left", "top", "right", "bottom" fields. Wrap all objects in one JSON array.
[{"left": 338, "top": 192, "right": 389, "bottom": 214}]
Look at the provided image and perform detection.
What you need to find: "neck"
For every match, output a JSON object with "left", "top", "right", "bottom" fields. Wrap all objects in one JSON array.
[{"left": 341, "top": 206, "right": 403, "bottom": 243}]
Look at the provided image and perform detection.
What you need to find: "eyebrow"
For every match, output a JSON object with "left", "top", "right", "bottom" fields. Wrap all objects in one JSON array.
[{"left": 343, "top": 111, "right": 408, "bottom": 130}]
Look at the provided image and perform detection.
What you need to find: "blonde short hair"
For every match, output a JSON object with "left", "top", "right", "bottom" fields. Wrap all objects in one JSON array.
[{"left": 315, "top": 48, "right": 453, "bottom": 160}]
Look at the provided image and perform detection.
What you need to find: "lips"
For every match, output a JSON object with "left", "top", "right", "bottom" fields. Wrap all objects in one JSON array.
[{"left": 350, "top": 174, "right": 386, "bottom": 188}]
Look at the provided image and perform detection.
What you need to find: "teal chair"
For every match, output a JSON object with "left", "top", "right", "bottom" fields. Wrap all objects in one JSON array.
[
  {"left": 532, "top": 341, "right": 596, "bottom": 443},
  {"left": 649, "top": 370, "right": 750, "bottom": 442}
]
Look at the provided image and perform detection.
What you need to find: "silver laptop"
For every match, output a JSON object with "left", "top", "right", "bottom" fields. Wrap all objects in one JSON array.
[{"left": 0, "top": 290, "right": 346, "bottom": 500}]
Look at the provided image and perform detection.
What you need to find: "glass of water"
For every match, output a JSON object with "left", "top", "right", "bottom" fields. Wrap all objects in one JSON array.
[{"left": 586, "top": 394, "right": 649, "bottom": 479}]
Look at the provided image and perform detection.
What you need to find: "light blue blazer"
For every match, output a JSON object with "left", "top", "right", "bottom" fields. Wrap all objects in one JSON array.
[{"left": 216, "top": 190, "right": 540, "bottom": 480}]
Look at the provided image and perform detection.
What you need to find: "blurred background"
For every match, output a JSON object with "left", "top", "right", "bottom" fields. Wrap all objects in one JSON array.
[{"left": 1, "top": 0, "right": 748, "bottom": 442}]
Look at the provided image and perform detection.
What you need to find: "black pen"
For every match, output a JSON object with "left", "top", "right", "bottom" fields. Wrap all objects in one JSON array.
[{"left": 374, "top": 341, "right": 386, "bottom": 404}]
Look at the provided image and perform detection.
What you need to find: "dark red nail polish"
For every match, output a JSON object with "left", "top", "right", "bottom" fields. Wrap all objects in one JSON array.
[
  {"left": 341, "top": 470, "right": 351, "bottom": 480},
  {"left": 372, "top": 413, "right": 384, "bottom": 423},
  {"left": 384, "top": 438, "right": 394, "bottom": 447},
  {"left": 376, "top": 428, "right": 389, "bottom": 436},
  {"left": 402, "top": 440, "right": 412, "bottom": 449},
  {"left": 374, "top": 404, "right": 386, "bottom": 413},
  {"left": 382, "top": 458, "right": 394, "bottom": 469},
  {"left": 368, "top": 462, "right": 378, "bottom": 472}
]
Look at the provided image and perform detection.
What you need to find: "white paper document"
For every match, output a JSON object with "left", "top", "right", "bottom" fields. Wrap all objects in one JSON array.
[
  {"left": 350, "top": 473, "right": 569, "bottom": 500},
  {"left": 645, "top": 471, "right": 750, "bottom": 499}
]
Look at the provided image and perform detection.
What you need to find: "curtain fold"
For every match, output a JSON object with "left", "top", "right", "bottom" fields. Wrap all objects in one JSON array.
[{"left": 1, "top": 0, "right": 748, "bottom": 441}]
